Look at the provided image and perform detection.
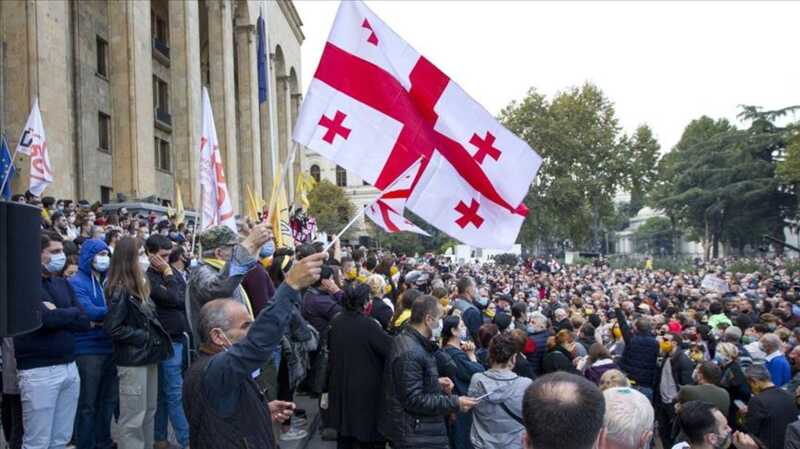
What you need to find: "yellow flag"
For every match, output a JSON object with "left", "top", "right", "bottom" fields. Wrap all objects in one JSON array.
[
  {"left": 174, "top": 183, "right": 185, "bottom": 225},
  {"left": 269, "top": 177, "right": 293, "bottom": 249},
  {"left": 245, "top": 184, "right": 260, "bottom": 222},
  {"left": 295, "top": 172, "right": 317, "bottom": 211}
]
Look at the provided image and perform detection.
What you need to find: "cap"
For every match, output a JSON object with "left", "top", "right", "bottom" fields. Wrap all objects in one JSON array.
[{"left": 200, "top": 225, "right": 239, "bottom": 250}]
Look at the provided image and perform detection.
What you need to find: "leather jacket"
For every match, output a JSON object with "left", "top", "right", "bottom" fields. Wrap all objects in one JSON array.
[
  {"left": 379, "top": 327, "right": 459, "bottom": 448},
  {"left": 104, "top": 288, "right": 173, "bottom": 367}
]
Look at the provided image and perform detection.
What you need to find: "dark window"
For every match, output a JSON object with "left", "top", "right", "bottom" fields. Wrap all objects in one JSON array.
[
  {"left": 336, "top": 166, "right": 347, "bottom": 187},
  {"left": 155, "top": 137, "right": 171, "bottom": 172},
  {"left": 310, "top": 165, "right": 321, "bottom": 183},
  {"left": 152, "top": 12, "right": 169, "bottom": 55},
  {"left": 96, "top": 36, "right": 108, "bottom": 77},
  {"left": 100, "top": 186, "right": 112, "bottom": 204},
  {"left": 98, "top": 112, "right": 111, "bottom": 152},
  {"left": 153, "top": 76, "right": 169, "bottom": 113}
]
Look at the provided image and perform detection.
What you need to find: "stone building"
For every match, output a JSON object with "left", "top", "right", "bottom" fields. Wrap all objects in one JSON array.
[{"left": 0, "top": 0, "right": 305, "bottom": 211}]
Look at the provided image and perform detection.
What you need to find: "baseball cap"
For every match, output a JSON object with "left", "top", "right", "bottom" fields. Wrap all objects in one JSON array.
[{"left": 199, "top": 225, "right": 239, "bottom": 250}]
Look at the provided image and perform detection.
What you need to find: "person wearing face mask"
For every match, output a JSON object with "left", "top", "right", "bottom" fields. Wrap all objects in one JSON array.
[
  {"left": 182, "top": 252, "right": 325, "bottom": 449},
  {"left": 674, "top": 401, "right": 757, "bottom": 449},
  {"left": 241, "top": 237, "right": 277, "bottom": 317},
  {"left": 13, "top": 231, "right": 90, "bottom": 449},
  {"left": 468, "top": 332, "right": 533, "bottom": 449},
  {"left": 715, "top": 343, "right": 750, "bottom": 430},
  {"left": 743, "top": 364, "right": 798, "bottom": 449},
  {"left": 104, "top": 237, "right": 173, "bottom": 449},
  {"left": 656, "top": 332, "right": 696, "bottom": 447},
  {"left": 525, "top": 313, "right": 550, "bottom": 376},
  {"left": 453, "top": 277, "right": 483, "bottom": 346},
  {"left": 69, "top": 238, "right": 118, "bottom": 449},
  {"left": 380, "top": 296, "right": 479, "bottom": 449},
  {"left": 143, "top": 235, "right": 190, "bottom": 449},
  {"left": 187, "top": 224, "right": 270, "bottom": 342},
  {"left": 677, "top": 362, "right": 731, "bottom": 418},
  {"left": 759, "top": 333, "right": 791, "bottom": 387}
]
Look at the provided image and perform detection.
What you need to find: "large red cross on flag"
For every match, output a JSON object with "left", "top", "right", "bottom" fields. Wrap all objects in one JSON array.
[{"left": 293, "top": 0, "right": 542, "bottom": 249}]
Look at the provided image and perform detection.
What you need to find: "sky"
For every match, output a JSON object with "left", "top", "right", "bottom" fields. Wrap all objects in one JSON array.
[{"left": 293, "top": 0, "right": 800, "bottom": 153}]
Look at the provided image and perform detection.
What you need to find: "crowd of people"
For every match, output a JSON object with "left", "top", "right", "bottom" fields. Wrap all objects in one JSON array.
[{"left": 2, "top": 194, "right": 800, "bottom": 449}]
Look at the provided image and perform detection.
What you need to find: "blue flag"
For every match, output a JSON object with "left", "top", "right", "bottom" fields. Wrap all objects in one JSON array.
[
  {"left": 257, "top": 15, "right": 268, "bottom": 104},
  {"left": 0, "top": 135, "right": 14, "bottom": 201}
]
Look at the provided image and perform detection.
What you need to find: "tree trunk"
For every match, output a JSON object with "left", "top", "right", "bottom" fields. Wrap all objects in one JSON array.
[
  {"left": 712, "top": 233, "right": 720, "bottom": 259},
  {"left": 704, "top": 217, "right": 711, "bottom": 261},
  {"left": 773, "top": 222, "right": 785, "bottom": 257}
]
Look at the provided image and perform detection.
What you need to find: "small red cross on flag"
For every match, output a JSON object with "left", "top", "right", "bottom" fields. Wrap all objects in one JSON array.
[
  {"left": 470, "top": 131, "right": 501, "bottom": 164},
  {"left": 318, "top": 111, "right": 351, "bottom": 144},
  {"left": 361, "top": 19, "right": 378, "bottom": 45},
  {"left": 454, "top": 199, "right": 484, "bottom": 229}
]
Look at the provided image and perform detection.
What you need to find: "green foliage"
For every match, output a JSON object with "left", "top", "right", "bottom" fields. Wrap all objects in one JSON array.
[
  {"left": 620, "top": 125, "right": 661, "bottom": 214},
  {"left": 650, "top": 108, "right": 798, "bottom": 258},
  {"left": 634, "top": 217, "right": 674, "bottom": 255},
  {"left": 307, "top": 180, "right": 356, "bottom": 236},
  {"left": 500, "top": 83, "right": 633, "bottom": 252},
  {"left": 605, "top": 256, "right": 694, "bottom": 272},
  {"left": 726, "top": 260, "right": 769, "bottom": 275}
]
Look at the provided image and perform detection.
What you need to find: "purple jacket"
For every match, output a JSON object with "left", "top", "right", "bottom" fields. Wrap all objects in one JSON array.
[{"left": 301, "top": 288, "right": 343, "bottom": 334}]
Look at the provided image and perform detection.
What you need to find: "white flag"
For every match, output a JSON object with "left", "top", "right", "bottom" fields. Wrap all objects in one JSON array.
[
  {"left": 16, "top": 98, "right": 53, "bottom": 196},
  {"left": 199, "top": 87, "right": 236, "bottom": 232}
]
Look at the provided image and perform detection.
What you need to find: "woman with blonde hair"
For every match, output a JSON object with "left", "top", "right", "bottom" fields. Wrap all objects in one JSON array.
[
  {"left": 716, "top": 342, "right": 751, "bottom": 428},
  {"left": 104, "top": 237, "right": 172, "bottom": 449},
  {"left": 365, "top": 274, "right": 393, "bottom": 330}
]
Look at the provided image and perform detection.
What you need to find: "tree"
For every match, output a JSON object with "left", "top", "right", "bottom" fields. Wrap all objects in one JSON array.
[
  {"left": 307, "top": 180, "right": 356, "bottom": 236},
  {"left": 620, "top": 125, "right": 660, "bottom": 214},
  {"left": 500, "top": 83, "right": 627, "bottom": 253},
  {"left": 634, "top": 217, "right": 673, "bottom": 255}
]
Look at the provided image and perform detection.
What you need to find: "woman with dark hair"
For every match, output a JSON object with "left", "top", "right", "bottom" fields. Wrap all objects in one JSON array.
[
  {"left": 468, "top": 332, "right": 533, "bottom": 449},
  {"left": 103, "top": 237, "right": 173, "bottom": 449},
  {"left": 583, "top": 342, "right": 620, "bottom": 385},
  {"left": 440, "top": 315, "right": 484, "bottom": 449},
  {"left": 476, "top": 324, "right": 500, "bottom": 368},
  {"left": 328, "top": 284, "right": 392, "bottom": 449}
]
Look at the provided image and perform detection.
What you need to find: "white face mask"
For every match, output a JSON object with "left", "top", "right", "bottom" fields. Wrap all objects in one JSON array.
[
  {"left": 459, "top": 326, "right": 468, "bottom": 340},
  {"left": 93, "top": 255, "right": 110, "bottom": 273},
  {"left": 431, "top": 318, "right": 443, "bottom": 340},
  {"left": 138, "top": 255, "right": 150, "bottom": 273}
]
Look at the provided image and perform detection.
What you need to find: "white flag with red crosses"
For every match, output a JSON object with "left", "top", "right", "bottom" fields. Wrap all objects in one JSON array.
[
  {"left": 293, "top": 0, "right": 542, "bottom": 249},
  {"left": 199, "top": 87, "right": 236, "bottom": 232},
  {"left": 364, "top": 160, "right": 429, "bottom": 236}
]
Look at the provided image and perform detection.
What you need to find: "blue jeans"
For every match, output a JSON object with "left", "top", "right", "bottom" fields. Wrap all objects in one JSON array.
[
  {"left": 75, "top": 354, "right": 118, "bottom": 449},
  {"left": 154, "top": 342, "right": 189, "bottom": 447}
]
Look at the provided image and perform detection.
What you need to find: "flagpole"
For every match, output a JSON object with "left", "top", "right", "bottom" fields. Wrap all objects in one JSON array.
[
  {"left": 268, "top": 141, "right": 298, "bottom": 215},
  {"left": 0, "top": 135, "right": 17, "bottom": 198},
  {"left": 322, "top": 160, "right": 421, "bottom": 252}
]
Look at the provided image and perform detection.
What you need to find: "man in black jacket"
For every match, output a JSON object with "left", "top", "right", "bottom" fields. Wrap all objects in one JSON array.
[
  {"left": 145, "top": 235, "right": 190, "bottom": 449},
  {"left": 15, "top": 231, "right": 90, "bottom": 449},
  {"left": 614, "top": 302, "right": 659, "bottom": 399},
  {"left": 379, "top": 295, "right": 477, "bottom": 449},
  {"left": 182, "top": 252, "right": 325, "bottom": 449},
  {"left": 656, "top": 332, "right": 695, "bottom": 448},
  {"left": 744, "top": 364, "right": 798, "bottom": 449}
]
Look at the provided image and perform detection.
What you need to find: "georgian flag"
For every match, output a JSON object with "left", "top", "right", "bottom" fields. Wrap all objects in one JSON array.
[
  {"left": 364, "top": 160, "right": 429, "bottom": 236},
  {"left": 293, "top": 0, "right": 542, "bottom": 249},
  {"left": 16, "top": 98, "right": 53, "bottom": 196}
]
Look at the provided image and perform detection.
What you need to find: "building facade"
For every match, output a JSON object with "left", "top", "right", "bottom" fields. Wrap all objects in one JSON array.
[{"left": 0, "top": 0, "right": 304, "bottom": 211}]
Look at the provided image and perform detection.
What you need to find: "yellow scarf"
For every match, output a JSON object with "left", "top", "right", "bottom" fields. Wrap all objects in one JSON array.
[{"left": 203, "top": 258, "right": 254, "bottom": 318}]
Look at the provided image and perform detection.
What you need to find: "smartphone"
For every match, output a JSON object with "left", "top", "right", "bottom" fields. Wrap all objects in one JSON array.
[
  {"left": 734, "top": 399, "right": 746, "bottom": 410},
  {"left": 475, "top": 391, "right": 493, "bottom": 401}
]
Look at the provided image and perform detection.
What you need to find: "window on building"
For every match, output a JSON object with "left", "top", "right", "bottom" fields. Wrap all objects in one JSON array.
[
  {"left": 153, "top": 76, "right": 169, "bottom": 113},
  {"left": 310, "top": 165, "right": 321, "bottom": 183},
  {"left": 98, "top": 112, "right": 111, "bottom": 152},
  {"left": 152, "top": 12, "right": 169, "bottom": 56},
  {"left": 336, "top": 166, "right": 347, "bottom": 187},
  {"left": 155, "top": 137, "right": 171, "bottom": 172},
  {"left": 96, "top": 36, "right": 108, "bottom": 77},
  {"left": 100, "top": 186, "right": 112, "bottom": 204}
]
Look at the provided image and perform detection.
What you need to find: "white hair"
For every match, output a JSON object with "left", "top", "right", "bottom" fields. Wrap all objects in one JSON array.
[
  {"left": 603, "top": 387, "right": 654, "bottom": 449},
  {"left": 530, "top": 313, "right": 548, "bottom": 331}
]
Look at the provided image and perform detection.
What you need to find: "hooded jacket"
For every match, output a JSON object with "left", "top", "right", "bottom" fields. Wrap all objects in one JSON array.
[
  {"left": 68, "top": 239, "right": 112, "bottom": 355},
  {"left": 468, "top": 368, "right": 532, "bottom": 449}
]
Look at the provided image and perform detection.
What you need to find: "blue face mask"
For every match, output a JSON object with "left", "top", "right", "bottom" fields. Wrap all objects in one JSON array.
[
  {"left": 792, "top": 304, "right": 800, "bottom": 318},
  {"left": 259, "top": 241, "right": 275, "bottom": 259},
  {"left": 93, "top": 255, "right": 110, "bottom": 273},
  {"left": 45, "top": 252, "right": 66, "bottom": 273},
  {"left": 475, "top": 296, "right": 488, "bottom": 307}
]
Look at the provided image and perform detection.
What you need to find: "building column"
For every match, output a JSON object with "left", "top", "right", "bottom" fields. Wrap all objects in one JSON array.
[
  {"left": 276, "top": 74, "right": 289, "bottom": 173},
  {"left": 169, "top": 0, "right": 202, "bottom": 209},
  {"left": 235, "top": 21, "right": 263, "bottom": 209},
  {"left": 2, "top": 0, "right": 76, "bottom": 199},
  {"left": 108, "top": 0, "right": 156, "bottom": 199},
  {"left": 291, "top": 92, "right": 303, "bottom": 202},
  {"left": 206, "top": 0, "right": 239, "bottom": 210}
]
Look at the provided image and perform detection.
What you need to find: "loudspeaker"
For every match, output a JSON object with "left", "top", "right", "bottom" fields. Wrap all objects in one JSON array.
[{"left": 0, "top": 202, "right": 42, "bottom": 337}]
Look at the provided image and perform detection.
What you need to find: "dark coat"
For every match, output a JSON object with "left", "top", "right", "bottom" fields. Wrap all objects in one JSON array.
[
  {"left": 104, "top": 288, "right": 173, "bottom": 367},
  {"left": 542, "top": 346, "right": 578, "bottom": 375},
  {"left": 744, "top": 386, "right": 798, "bottom": 449},
  {"left": 379, "top": 327, "right": 460, "bottom": 449},
  {"left": 720, "top": 361, "right": 751, "bottom": 427},
  {"left": 146, "top": 267, "right": 188, "bottom": 338},
  {"left": 616, "top": 307, "right": 659, "bottom": 388},
  {"left": 369, "top": 298, "right": 393, "bottom": 331},
  {"left": 328, "top": 311, "right": 392, "bottom": 443},
  {"left": 441, "top": 346, "right": 484, "bottom": 395},
  {"left": 527, "top": 330, "right": 549, "bottom": 376},
  {"left": 301, "top": 288, "right": 343, "bottom": 334}
]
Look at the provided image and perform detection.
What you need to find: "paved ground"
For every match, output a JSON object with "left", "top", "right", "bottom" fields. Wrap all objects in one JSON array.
[{"left": 281, "top": 393, "right": 336, "bottom": 449}]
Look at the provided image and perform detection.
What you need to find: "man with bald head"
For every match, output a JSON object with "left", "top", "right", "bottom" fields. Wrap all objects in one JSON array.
[
  {"left": 182, "top": 252, "right": 326, "bottom": 449},
  {"left": 522, "top": 372, "right": 605, "bottom": 449}
]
